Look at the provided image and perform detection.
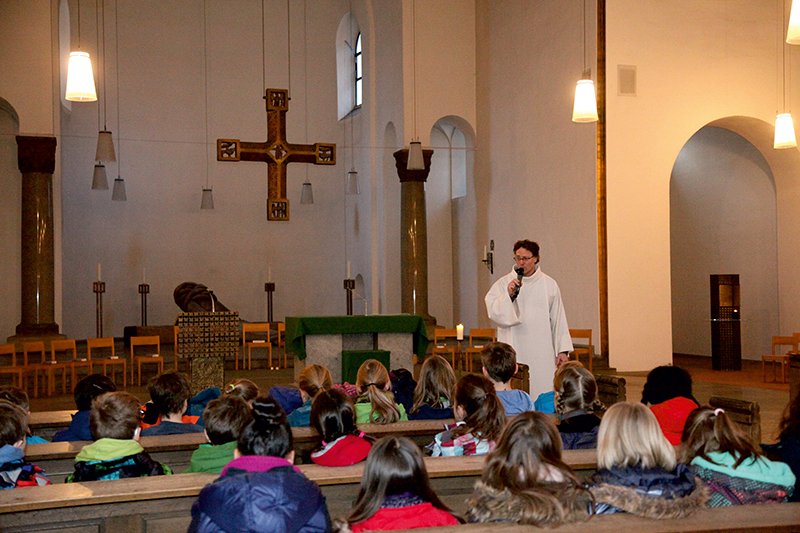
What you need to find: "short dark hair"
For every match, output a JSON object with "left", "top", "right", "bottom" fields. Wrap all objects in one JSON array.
[
  {"left": 203, "top": 396, "right": 252, "bottom": 445},
  {"left": 311, "top": 388, "right": 357, "bottom": 442},
  {"left": 237, "top": 396, "right": 293, "bottom": 458},
  {"left": 641, "top": 365, "right": 696, "bottom": 406},
  {"left": 0, "top": 386, "right": 30, "bottom": 412},
  {"left": 148, "top": 371, "right": 191, "bottom": 416},
  {"left": 0, "top": 400, "right": 27, "bottom": 446},
  {"left": 90, "top": 391, "right": 142, "bottom": 440},
  {"left": 74, "top": 374, "right": 117, "bottom": 411},
  {"left": 513, "top": 240, "right": 540, "bottom": 258},
  {"left": 481, "top": 342, "right": 517, "bottom": 383}
]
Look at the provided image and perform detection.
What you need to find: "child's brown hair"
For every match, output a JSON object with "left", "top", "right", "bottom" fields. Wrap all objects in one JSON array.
[
  {"left": 480, "top": 342, "right": 517, "bottom": 384},
  {"left": 0, "top": 400, "right": 27, "bottom": 447},
  {"left": 90, "top": 391, "right": 142, "bottom": 440},
  {"left": 412, "top": 354, "right": 456, "bottom": 414},
  {"left": 553, "top": 362, "right": 604, "bottom": 416},
  {"left": 679, "top": 405, "right": 762, "bottom": 468},
  {"left": 203, "top": 396, "right": 252, "bottom": 445},
  {"left": 356, "top": 359, "right": 401, "bottom": 424},
  {"left": 148, "top": 371, "right": 191, "bottom": 416},
  {"left": 298, "top": 364, "right": 333, "bottom": 399},
  {"left": 225, "top": 378, "right": 260, "bottom": 403},
  {"left": 453, "top": 373, "right": 506, "bottom": 443},
  {"left": 0, "top": 387, "right": 30, "bottom": 412}
]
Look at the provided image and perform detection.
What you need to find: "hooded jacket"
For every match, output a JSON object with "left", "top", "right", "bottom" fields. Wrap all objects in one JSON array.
[
  {"left": 189, "top": 455, "right": 330, "bottom": 533},
  {"left": 67, "top": 438, "right": 171, "bottom": 482},
  {"left": 0, "top": 444, "right": 50, "bottom": 488}
]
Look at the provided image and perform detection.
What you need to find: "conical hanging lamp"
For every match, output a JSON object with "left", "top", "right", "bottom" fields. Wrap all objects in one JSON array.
[
  {"left": 788, "top": 0, "right": 800, "bottom": 44},
  {"left": 406, "top": 0, "right": 425, "bottom": 170},
  {"left": 92, "top": 163, "right": 109, "bottom": 190},
  {"left": 111, "top": 176, "right": 127, "bottom": 201},
  {"left": 572, "top": 0, "right": 598, "bottom": 123},
  {"left": 199, "top": 0, "right": 214, "bottom": 210},
  {"left": 94, "top": 0, "right": 115, "bottom": 162},
  {"left": 111, "top": 0, "right": 127, "bottom": 200},
  {"left": 65, "top": 0, "right": 97, "bottom": 102},
  {"left": 776, "top": 0, "right": 798, "bottom": 149}
]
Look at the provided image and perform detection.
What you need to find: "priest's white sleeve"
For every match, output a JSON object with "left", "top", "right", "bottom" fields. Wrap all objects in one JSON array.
[{"left": 485, "top": 273, "right": 522, "bottom": 328}]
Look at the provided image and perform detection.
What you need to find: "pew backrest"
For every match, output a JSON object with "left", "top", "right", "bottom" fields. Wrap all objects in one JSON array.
[
  {"left": 596, "top": 374, "right": 626, "bottom": 408},
  {"left": 708, "top": 395, "right": 761, "bottom": 445}
]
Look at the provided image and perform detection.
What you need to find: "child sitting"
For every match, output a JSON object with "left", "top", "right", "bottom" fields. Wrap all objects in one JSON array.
[
  {"left": 189, "top": 397, "right": 330, "bottom": 532},
  {"left": 341, "top": 436, "right": 460, "bottom": 531},
  {"left": 0, "top": 386, "right": 50, "bottom": 444},
  {"left": 186, "top": 396, "right": 253, "bottom": 474},
  {"left": 680, "top": 405, "right": 795, "bottom": 506},
  {"left": 554, "top": 362, "right": 604, "bottom": 449},
  {"left": 590, "top": 401, "right": 707, "bottom": 517},
  {"left": 763, "top": 389, "right": 800, "bottom": 501},
  {"left": 142, "top": 371, "right": 204, "bottom": 436},
  {"left": 224, "top": 378, "right": 260, "bottom": 405},
  {"left": 641, "top": 365, "right": 699, "bottom": 445},
  {"left": 468, "top": 412, "right": 592, "bottom": 526},
  {"left": 68, "top": 391, "right": 172, "bottom": 481},
  {"left": 0, "top": 400, "right": 50, "bottom": 488},
  {"left": 51, "top": 374, "right": 117, "bottom": 442},
  {"left": 354, "top": 359, "right": 408, "bottom": 424},
  {"left": 310, "top": 388, "right": 372, "bottom": 466},
  {"left": 288, "top": 364, "right": 333, "bottom": 427},
  {"left": 409, "top": 355, "right": 455, "bottom": 420},
  {"left": 431, "top": 373, "right": 506, "bottom": 457},
  {"left": 480, "top": 342, "right": 535, "bottom": 416}
]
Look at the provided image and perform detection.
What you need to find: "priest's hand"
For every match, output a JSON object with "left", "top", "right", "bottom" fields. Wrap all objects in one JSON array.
[
  {"left": 556, "top": 352, "right": 570, "bottom": 367},
  {"left": 507, "top": 279, "right": 520, "bottom": 297}
]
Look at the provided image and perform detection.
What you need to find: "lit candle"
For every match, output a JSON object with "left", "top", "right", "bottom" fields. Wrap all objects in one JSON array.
[
  {"left": 347, "top": 261, "right": 352, "bottom": 279},
  {"left": 142, "top": 267, "right": 146, "bottom": 284},
  {"left": 268, "top": 265, "right": 272, "bottom": 282},
  {"left": 96, "top": 262, "right": 102, "bottom": 282},
  {"left": 483, "top": 245, "right": 487, "bottom": 258},
  {"left": 456, "top": 323, "right": 464, "bottom": 341}
]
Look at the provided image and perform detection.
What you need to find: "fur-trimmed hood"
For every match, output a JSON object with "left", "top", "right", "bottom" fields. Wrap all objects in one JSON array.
[
  {"left": 590, "top": 476, "right": 709, "bottom": 519},
  {"left": 468, "top": 480, "right": 592, "bottom": 526}
]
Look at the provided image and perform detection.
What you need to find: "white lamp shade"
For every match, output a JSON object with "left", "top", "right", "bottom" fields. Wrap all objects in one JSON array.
[
  {"left": 346, "top": 169, "right": 360, "bottom": 195},
  {"left": 95, "top": 131, "right": 116, "bottom": 162},
  {"left": 92, "top": 164, "right": 109, "bottom": 190},
  {"left": 65, "top": 51, "right": 98, "bottom": 102},
  {"left": 774, "top": 113, "right": 798, "bottom": 149},
  {"left": 572, "top": 79, "right": 598, "bottom": 123},
  {"left": 788, "top": 0, "right": 800, "bottom": 44},
  {"left": 111, "top": 176, "right": 127, "bottom": 201},
  {"left": 407, "top": 141, "right": 425, "bottom": 170},
  {"left": 300, "top": 180, "right": 314, "bottom": 204},
  {"left": 200, "top": 188, "right": 215, "bottom": 209}
]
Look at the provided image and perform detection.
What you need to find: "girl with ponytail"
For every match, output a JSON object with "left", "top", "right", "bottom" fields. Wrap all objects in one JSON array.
[
  {"left": 554, "top": 362, "right": 604, "bottom": 449},
  {"left": 431, "top": 373, "right": 506, "bottom": 457},
  {"left": 310, "top": 388, "right": 372, "bottom": 466},
  {"left": 354, "top": 359, "right": 408, "bottom": 424},
  {"left": 189, "top": 397, "right": 330, "bottom": 532},
  {"left": 679, "top": 405, "right": 795, "bottom": 506}
]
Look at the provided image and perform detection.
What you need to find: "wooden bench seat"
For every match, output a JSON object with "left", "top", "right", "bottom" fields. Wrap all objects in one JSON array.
[{"left": 0, "top": 451, "right": 596, "bottom": 533}]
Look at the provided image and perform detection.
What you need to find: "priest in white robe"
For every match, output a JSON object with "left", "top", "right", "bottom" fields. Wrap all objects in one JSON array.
[{"left": 484, "top": 240, "right": 573, "bottom": 400}]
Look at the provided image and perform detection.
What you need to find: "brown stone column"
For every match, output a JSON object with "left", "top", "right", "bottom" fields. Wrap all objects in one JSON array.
[
  {"left": 13, "top": 136, "right": 60, "bottom": 338},
  {"left": 393, "top": 148, "right": 436, "bottom": 328}
]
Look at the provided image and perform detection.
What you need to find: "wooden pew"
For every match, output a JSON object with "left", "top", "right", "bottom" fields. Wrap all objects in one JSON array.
[
  {"left": 709, "top": 395, "right": 761, "bottom": 445},
  {"left": 0, "top": 450, "right": 597, "bottom": 533},
  {"left": 398, "top": 503, "right": 800, "bottom": 532},
  {"left": 596, "top": 374, "right": 626, "bottom": 408},
  {"left": 28, "top": 410, "right": 74, "bottom": 440},
  {"left": 27, "top": 419, "right": 454, "bottom": 482}
]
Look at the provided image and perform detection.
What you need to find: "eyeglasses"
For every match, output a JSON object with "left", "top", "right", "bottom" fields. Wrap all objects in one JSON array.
[{"left": 513, "top": 255, "right": 534, "bottom": 262}]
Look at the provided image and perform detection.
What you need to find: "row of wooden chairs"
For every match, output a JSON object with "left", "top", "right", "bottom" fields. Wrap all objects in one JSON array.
[
  {"left": 761, "top": 333, "right": 800, "bottom": 383},
  {"left": 240, "top": 322, "right": 286, "bottom": 371},
  {"left": 432, "top": 327, "right": 595, "bottom": 372}
]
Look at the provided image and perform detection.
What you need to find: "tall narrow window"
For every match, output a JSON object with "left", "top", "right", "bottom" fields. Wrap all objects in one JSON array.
[{"left": 354, "top": 32, "right": 363, "bottom": 108}]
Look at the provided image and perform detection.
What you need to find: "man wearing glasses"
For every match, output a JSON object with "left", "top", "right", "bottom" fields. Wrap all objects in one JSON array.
[{"left": 484, "top": 239, "right": 573, "bottom": 400}]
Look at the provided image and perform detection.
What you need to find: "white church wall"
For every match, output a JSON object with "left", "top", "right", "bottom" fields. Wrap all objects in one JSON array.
[
  {"left": 0, "top": 105, "right": 21, "bottom": 338},
  {"left": 427, "top": 127, "right": 455, "bottom": 327},
  {"left": 475, "top": 1, "right": 601, "bottom": 341},
  {"left": 607, "top": 0, "right": 786, "bottom": 370},
  {"left": 670, "top": 126, "right": 778, "bottom": 360}
]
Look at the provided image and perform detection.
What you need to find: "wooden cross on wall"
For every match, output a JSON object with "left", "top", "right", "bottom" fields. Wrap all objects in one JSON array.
[{"left": 217, "top": 88, "right": 336, "bottom": 221}]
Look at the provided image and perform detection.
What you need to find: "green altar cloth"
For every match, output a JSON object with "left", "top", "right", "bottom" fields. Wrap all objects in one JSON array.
[{"left": 285, "top": 315, "right": 429, "bottom": 360}]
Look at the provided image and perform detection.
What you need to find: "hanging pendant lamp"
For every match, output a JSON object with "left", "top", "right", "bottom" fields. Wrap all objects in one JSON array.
[
  {"left": 774, "top": 113, "right": 798, "bottom": 149},
  {"left": 92, "top": 164, "right": 109, "bottom": 190},
  {"left": 406, "top": 0, "right": 425, "bottom": 170},
  {"left": 111, "top": 176, "right": 127, "bottom": 201},
  {"left": 572, "top": 0, "right": 598, "bottom": 123},
  {"left": 346, "top": 169, "right": 360, "bottom": 195},
  {"left": 66, "top": 51, "right": 98, "bottom": 102},
  {"left": 200, "top": 188, "right": 215, "bottom": 209},
  {"left": 300, "top": 180, "right": 314, "bottom": 204},
  {"left": 788, "top": 0, "right": 800, "bottom": 44},
  {"left": 95, "top": 130, "right": 116, "bottom": 161}
]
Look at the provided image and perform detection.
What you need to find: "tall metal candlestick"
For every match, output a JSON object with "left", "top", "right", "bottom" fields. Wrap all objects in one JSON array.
[
  {"left": 344, "top": 279, "right": 355, "bottom": 316},
  {"left": 93, "top": 281, "right": 106, "bottom": 337},
  {"left": 138, "top": 283, "right": 150, "bottom": 326},
  {"left": 264, "top": 282, "right": 276, "bottom": 323}
]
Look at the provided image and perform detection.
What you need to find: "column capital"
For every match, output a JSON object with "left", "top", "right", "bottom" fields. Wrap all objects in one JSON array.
[
  {"left": 393, "top": 148, "right": 434, "bottom": 183},
  {"left": 16, "top": 136, "right": 57, "bottom": 174}
]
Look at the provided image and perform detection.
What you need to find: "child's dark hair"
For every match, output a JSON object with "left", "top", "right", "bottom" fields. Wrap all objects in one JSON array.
[
  {"left": 553, "top": 362, "right": 604, "bottom": 416},
  {"left": 679, "top": 405, "right": 762, "bottom": 468},
  {"left": 348, "top": 436, "right": 456, "bottom": 525},
  {"left": 74, "top": 374, "right": 117, "bottom": 411},
  {"left": 641, "top": 365, "right": 697, "bottom": 405},
  {"left": 148, "top": 371, "right": 191, "bottom": 416},
  {"left": 454, "top": 373, "right": 506, "bottom": 443},
  {"left": 237, "top": 396, "right": 293, "bottom": 458},
  {"left": 480, "top": 342, "right": 517, "bottom": 383},
  {"left": 224, "top": 378, "right": 259, "bottom": 403},
  {"left": 778, "top": 388, "right": 800, "bottom": 441},
  {"left": 311, "top": 388, "right": 358, "bottom": 443},
  {"left": 0, "top": 400, "right": 27, "bottom": 446},
  {"left": 0, "top": 386, "right": 31, "bottom": 412},
  {"left": 90, "top": 391, "right": 143, "bottom": 440},
  {"left": 203, "top": 396, "right": 252, "bottom": 446}
]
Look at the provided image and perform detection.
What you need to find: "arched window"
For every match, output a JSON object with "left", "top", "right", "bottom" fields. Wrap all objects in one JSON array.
[{"left": 336, "top": 13, "right": 361, "bottom": 119}]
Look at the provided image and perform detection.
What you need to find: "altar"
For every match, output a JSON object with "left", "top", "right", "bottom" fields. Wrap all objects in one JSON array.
[{"left": 285, "top": 315, "right": 429, "bottom": 383}]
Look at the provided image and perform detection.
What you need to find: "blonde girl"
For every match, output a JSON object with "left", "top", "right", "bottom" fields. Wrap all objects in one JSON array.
[
  {"left": 288, "top": 364, "right": 333, "bottom": 427},
  {"left": 354, "top": 359, "right": 408, "bottom": 424}
]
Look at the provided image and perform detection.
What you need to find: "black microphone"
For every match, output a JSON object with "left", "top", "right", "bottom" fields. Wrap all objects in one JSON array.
[{"left": 511, "top": 266, "right": 524, "bottom": 302}]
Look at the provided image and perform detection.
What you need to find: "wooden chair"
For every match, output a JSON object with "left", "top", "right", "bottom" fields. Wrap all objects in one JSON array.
[
  {"left": 569, "top": 328, "right": 594, "bottom": 371},
  {"left": 277, "top": 322, "right": 285, "bottom": 348},
  {"left": 761, "top": 335, "right": 798, "bottom": 383},
  {"left": 130, "top": 336, "right": 163, "bottom": 386},
  {"left": 510, "top": 362, "right": 530, "bottom": 394},
  {"left": 596, "top": 374, "right": 627, "bottom": 408},
  {"left": 242, "top": 323, "right": 274, "bottom": 370},
  {"left": 432, "top": 327, "right": 461, "bottom": 370},
  {"left": 0, "top": 343, "right": 24, "bottom": 388},
  {"left": 463, "top": 327, "right": 497, "bottom": 372},
  {"left": 87, "top": 337, "right": 125, "bottom": 388},
  {"left": 50, "top": 339, "right": 89, "bottom": 393},
  {"left": 709, "top": 396, "right": 761, "bottom": 445},
  {"left": 23, "top": 341, "right": 57, "bottom": 398}
]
